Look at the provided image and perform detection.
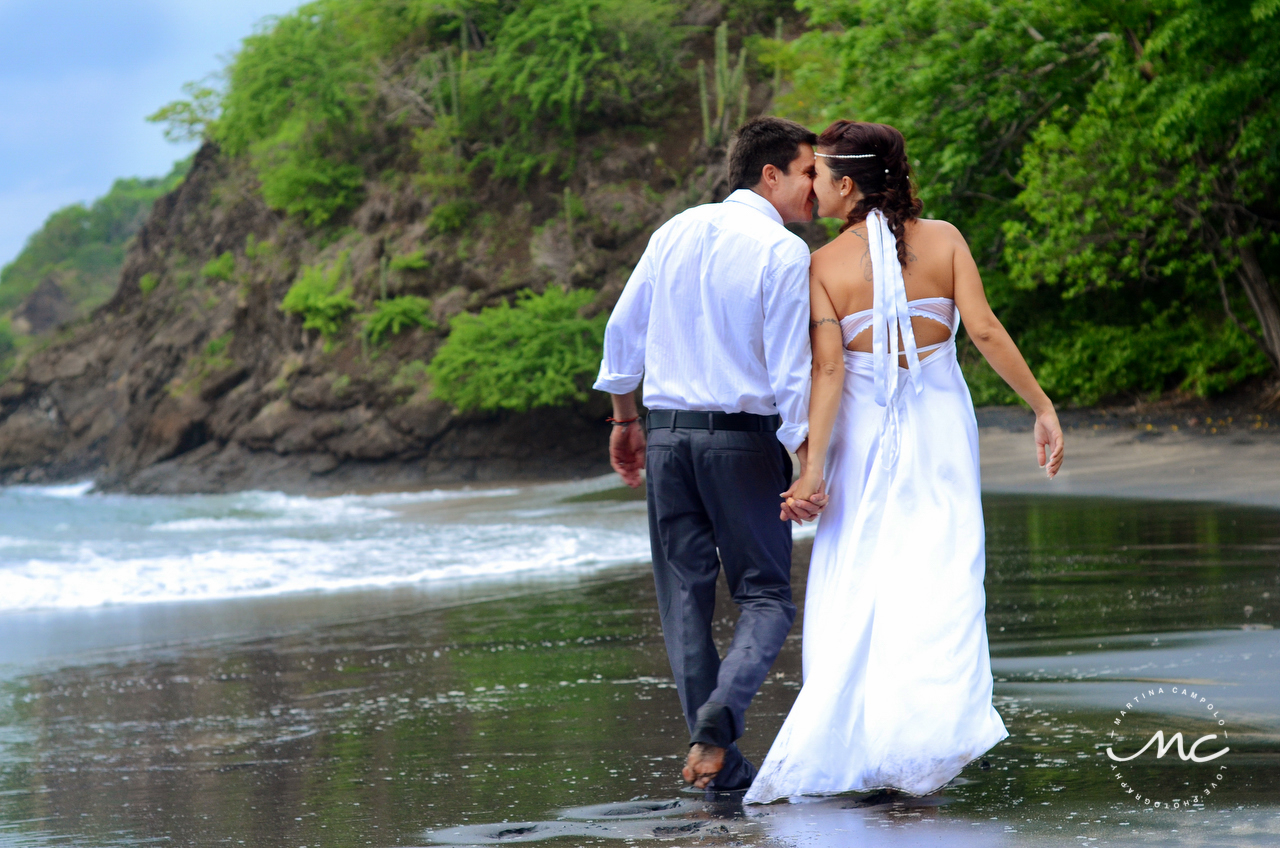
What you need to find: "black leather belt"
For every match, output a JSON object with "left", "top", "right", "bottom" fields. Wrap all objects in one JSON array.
[{"left": 646, "top": 410, "right": 781, "bottom": 433}]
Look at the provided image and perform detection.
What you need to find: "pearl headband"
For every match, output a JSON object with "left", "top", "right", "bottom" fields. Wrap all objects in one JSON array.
[{"left": 816, "top": 151, "right": 891, "bottom": 175}]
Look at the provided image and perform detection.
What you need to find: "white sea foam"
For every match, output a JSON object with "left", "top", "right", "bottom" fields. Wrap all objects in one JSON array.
[
  {"left": 0, "top": 523, "right": 649, "bottom": 611},
  {"left": 0, "top": 481, "right": 652, "bottom": 612},
  {"left": 147, "top": 488, "right": 519, "bottom": 532},
  {"left": 12, "top": 481, "right": 95, "bottom": 498}
]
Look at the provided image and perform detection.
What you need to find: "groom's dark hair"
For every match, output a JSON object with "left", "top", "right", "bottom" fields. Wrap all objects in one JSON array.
[{"left": 728, "top": 117, "right": 818, "bottom": 191}]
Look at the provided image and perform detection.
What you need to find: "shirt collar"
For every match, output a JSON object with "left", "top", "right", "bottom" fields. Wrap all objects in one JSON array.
[{"left": 723, "top": 188, "right": 785, "bottom": 227}]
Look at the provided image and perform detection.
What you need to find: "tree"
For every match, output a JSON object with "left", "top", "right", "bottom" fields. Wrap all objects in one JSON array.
[{"left": 1008, "top": 0, "right": 1280, "bottom": 381}]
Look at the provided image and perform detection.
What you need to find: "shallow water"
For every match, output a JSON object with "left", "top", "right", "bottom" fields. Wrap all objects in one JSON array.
[{"left": 0, "top": 483, "right": 1277, "bottom": 847}]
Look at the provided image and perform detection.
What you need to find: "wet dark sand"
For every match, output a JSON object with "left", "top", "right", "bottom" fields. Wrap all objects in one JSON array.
[{"left": 1, "top": 494, "right": 1278, "bottom": 847}]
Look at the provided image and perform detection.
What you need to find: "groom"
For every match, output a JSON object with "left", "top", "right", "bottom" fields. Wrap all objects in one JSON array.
[{"left": 594, "top": 117, "right": 826, "bottom": 791}]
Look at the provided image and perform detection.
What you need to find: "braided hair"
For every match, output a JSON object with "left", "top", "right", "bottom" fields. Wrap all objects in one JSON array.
[{"left": 816, "top": 120, "right": 923, "bottom": 268}]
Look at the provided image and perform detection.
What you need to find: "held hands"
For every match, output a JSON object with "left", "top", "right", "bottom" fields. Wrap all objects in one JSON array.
[
  {"left": 1035, "top": 409, "right": 1065, "bottom": 479},
  {"left": 779, "top": 441, "right": 828, "bottom": 524},
  {"left": 609, "top": 422, "right": 646, "bottom": 488}
]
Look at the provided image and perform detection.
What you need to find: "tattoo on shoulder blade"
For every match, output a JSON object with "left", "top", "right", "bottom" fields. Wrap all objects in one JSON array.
[
  {"left": 810, "top": 317, "right": 840, "bottom": 329},
  {"left": 906, "top": 243, "right": 918, "bottom": 262}
]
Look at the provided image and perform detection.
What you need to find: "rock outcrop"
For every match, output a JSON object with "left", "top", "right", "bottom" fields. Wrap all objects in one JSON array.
[{"left": 0, "top": 131, "right": 792, "bottom": 493}]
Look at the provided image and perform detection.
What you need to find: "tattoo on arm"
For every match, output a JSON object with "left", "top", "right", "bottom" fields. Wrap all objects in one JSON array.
[{"left": 810, "top": 317, "right": 840, "bottom": 329}]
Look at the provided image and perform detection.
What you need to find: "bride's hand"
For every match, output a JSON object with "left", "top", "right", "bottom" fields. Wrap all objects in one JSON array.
[
  {"left": 1034, "top": 409, "right": 1065, "bottom": 479},
  {"left": 780, "top": 472, "right": 826, "bottom": 524},
  {"left": 791, "top": 471, "right": 824, "bottom": 504}
]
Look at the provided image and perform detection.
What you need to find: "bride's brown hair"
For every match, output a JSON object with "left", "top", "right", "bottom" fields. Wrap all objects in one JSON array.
[{"left": 816, "top": 120, "right": 923, "bottom": 268}]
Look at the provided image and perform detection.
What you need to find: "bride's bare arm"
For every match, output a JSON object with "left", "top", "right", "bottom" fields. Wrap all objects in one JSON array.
[
  {"left": 789, "top": 274, "right": 846, "bottom": 502},
  {"left": 950, "top": 226, "right": 1064, "bottom": 478}
]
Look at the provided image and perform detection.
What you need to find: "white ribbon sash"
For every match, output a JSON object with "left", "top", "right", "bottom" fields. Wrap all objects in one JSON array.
[
  {"left": 866, "top": 209, "right": 921, "bottom": 467},
  {"left": 867, "top": 209, "right": 922, "bottom": 404}
]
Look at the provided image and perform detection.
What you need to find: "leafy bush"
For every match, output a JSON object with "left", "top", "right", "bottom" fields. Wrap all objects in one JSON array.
[
  {"left": 152, "top": 0, "right": 687, "bottom": 217},
  {"left": 195, "top": 2, "right": 384, "bottom": 226},
  {"left": 488, "top": 0, "right": 681, "bottom": 133},
  {"left": 388, "top": 250, "right": 429, "bottom": 272},
  {"left": 201, "top": 332, "right": 235, "bottom": 370},
  {"left": 138, "top": 273, "right": 160, "bottom": 295},
  {"left": 1030, "top": 309, "right": 1269, "bottom": 406},
  {"left": 201, "top": 252, "right": 236, "bottom": 281},
  {"left": 427, "top": 199, "right": 475, "bottom": 235},
  {"left": 475, "top": 0, "right": 684, "bottom": 179},
  {"left": 428, "top": 286, "right": 606, "bottom": 412},
  {"left": 280, "top": 251, "right": 357, "bottom": 338},
  {"left": 252, "top": 119, "right": 368, "bottom": 226},
  {"left": 362, "top": 296, "right": 436, "bottom": 345}
]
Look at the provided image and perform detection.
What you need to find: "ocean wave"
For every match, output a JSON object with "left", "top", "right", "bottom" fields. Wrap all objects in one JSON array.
[
  {"left": 9, "top": 481, "right": 95, "bottom": 499},
  {"left": 0, "top": 523, "right": 650, "bottom": 611},
  {"left": 147, "top": 487, "right": 521, "bottom": 532}
]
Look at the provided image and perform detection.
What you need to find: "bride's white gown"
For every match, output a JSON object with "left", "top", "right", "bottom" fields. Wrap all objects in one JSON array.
[{"left": 745, "top": 211, "right": 1007, "bottom": 804}]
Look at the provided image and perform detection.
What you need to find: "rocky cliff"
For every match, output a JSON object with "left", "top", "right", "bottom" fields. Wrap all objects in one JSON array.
[{"left": 0, "top": 130, "right": 782, "bottom": 493}]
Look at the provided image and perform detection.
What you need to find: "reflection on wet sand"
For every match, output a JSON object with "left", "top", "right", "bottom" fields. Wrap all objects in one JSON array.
[{"left": 1, "top": 493, "right": 1278, "bottom": 847}]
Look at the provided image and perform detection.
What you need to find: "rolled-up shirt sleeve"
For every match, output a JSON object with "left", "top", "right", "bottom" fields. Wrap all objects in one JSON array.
[
  {"left": 593, "top": 246, "right": 655, "bottom": 395},
  {"left": 761, "top": 255, "right": 812, "bottom": 452}
]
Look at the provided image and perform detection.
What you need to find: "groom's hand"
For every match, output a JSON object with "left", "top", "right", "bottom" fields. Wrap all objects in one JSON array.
[
  {"left": 779, "top": 440, "right": 827, "bottom": 523},
  {"left": 779, "top": 478, "right": 828, "bottom": 523},
  {"left": 609, "top": 422, "right": 646, "bottom": 488},
  {"left": 780, "top": 485, "right": 827, "bottom": 524}
]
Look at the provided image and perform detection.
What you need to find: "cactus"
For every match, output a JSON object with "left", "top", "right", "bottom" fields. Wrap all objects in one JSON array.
[{"left": 699, "top": 22, "right": 749, "bottom": 148}]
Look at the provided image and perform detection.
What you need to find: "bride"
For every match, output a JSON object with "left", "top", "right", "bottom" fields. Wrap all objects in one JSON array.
[{"left": 746, "top": 120, "right": 1065, "bottom": 803}]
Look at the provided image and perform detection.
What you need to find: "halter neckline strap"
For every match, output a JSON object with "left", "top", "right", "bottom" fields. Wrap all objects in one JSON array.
[{"left": 866, "top": 209, "right": 923, "bottom": 407}]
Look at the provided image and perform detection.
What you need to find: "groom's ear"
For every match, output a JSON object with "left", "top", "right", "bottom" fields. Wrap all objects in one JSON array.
[{"left": 759, "top": 163, "right": 782, "bottom": 189}]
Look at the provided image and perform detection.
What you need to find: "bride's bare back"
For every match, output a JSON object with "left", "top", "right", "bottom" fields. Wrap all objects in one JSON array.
[
  {"left": 802, "top": 214, "right": 1064, "bottom": 480},
  {"left": 810, "top": 217, "right": 976, "bottom": 359}
]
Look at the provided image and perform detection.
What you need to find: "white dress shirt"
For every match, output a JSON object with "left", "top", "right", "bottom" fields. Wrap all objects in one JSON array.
[{"left": 593, "top": 189, "right": 812, "bottom": 452}]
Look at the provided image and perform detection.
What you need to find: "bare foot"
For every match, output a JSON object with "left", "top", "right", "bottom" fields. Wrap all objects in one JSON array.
[{"left": 681, "top": 743, "right": 725, "bottom": 789}]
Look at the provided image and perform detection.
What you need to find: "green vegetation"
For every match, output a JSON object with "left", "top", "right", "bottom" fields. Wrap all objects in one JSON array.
[
  {"left": 0, "top": 319, "right": 15, "bottom": 369},
  {"left": 390, "top": 359, "right": 430, "bottom": 394},
  {"left": 280, "top": 252, "right": 357, "bottom": 340},
  {"left": 0, "top": 159, "right": 189, "bottom": 317},
  {"left": 361, "top": 296, "right": 436, "bottom": 346},
  {"left": 426, "top": 199, "right": 475, "bottom": 235},
  {"left": 387, "top": 251, "right": 428, "bottom": 272},
  {"left": 699, "top": 22, "right": 750, "bottom": 147},
  {"left": 428, "top": 287, "right": 605, "bottom": 412},
  {"left": 1006, "top": 0, "right": 1280, "bottom": 397},
  {"left": 167, "top": 331, "right": 236, "bottom": 397},
  {"left": 138, "top": 273, "right": 160, "bottom": 295},
  {"left": 201, "top": 252, "right": 236, "bottom": 282},
  {"left": 201, "top": 331, "right": 234, "bottom": 370},
  {"left": 101, "top": 0, "right": 1274, "bottom": 410},
  {"left": 151, "top": 0, "right": 686, "bottom": 225},
  {"left": 783, "top": 0, "right": 1279, "bottom": 404}
]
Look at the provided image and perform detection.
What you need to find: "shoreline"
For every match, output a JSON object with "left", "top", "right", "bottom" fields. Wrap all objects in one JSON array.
[
  {"left": 7, "top": 404, "right": 1280, "bottom": 511},
  {"left": 976, "top": 408, "right": 1280, "bottom": 510}
]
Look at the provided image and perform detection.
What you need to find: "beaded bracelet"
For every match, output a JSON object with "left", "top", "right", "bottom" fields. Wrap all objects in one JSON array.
[{"left": 607, "top": 416, "right": 640, "bottom": 426}]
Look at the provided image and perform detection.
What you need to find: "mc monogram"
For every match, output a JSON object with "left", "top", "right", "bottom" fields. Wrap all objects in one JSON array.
[{"left": 1106, "top": 730, "right": 1229, "bottom": 763}]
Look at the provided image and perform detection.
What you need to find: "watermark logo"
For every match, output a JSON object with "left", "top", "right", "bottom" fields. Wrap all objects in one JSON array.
[{"left": 1104, "top": 686, "right": 1229, "bottom": 809}]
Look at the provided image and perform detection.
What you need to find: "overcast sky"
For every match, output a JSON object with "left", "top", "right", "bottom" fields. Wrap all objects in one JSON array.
[{"left": 0, "top": 0, "right": 301, "bottom": 268}]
